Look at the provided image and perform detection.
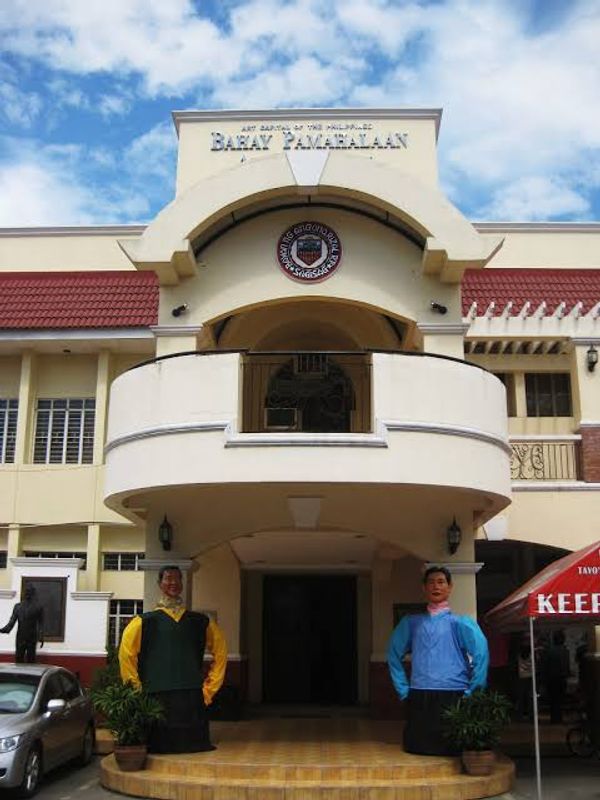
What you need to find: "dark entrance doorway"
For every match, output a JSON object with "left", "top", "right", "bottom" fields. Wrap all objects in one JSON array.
[{"left": 262, "top": 574, "right": 357, "bottom": 705}]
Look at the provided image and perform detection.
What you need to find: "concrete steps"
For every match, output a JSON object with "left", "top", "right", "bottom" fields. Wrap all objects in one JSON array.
[
  {"left": 101, "top": 754, "right": 514, "bottom": 799},
  {"left": 99, "top": 719, "right": 514, "bottom": 800}
]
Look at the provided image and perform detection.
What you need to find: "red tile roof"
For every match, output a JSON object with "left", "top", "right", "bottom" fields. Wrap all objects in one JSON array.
[
  {"left": 1, "top": 267, "right": 599, "bottom": 329},
  {"left": 0, "top": 271, "right": 158, "bottom": 329},
  {"left": 461, "top": 268, "right": 600, "bottom": 317}
]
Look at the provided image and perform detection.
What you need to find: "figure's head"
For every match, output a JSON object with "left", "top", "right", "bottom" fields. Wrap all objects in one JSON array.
[
  {"left": 158, "top": 566, "right": 183, "bottom": 599},
  {"left": 422, "top": 566, "right": 452, "bottom": 604}
]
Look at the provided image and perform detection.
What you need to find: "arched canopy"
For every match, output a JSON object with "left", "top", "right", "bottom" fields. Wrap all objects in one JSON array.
[{"left": 119, "top": 150, "right": 503, "bottom": 285}]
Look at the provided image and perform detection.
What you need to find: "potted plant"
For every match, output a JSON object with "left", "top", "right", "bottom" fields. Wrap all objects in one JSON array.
[
  {"left": 90, "top": 646, "right": 121, "bottom": 727},
  {"left": 91, "top": 679, "right": 164, "bottom": 771},
  {"left": 442, "top": 689, "right": 512, "bottom": 775}
]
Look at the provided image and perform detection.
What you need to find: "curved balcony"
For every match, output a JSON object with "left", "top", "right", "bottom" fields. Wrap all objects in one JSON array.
[{"left": 104, "top": 350, "right": 511, "bottom": 529}]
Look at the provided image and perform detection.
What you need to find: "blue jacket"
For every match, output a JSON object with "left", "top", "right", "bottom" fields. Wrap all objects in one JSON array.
[{"left": 387, "top": 610, "right": 489, "bottom": 699}]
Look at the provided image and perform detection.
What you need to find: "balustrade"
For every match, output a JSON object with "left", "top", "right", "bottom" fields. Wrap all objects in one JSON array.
[{"left": 510, "top": 439, "right": 580, "bottom": 481}]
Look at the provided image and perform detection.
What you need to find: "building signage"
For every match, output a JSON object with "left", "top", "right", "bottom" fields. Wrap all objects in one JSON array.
[
  {"left": 211, "top": 123, "right": 408, "bottom": 152},
  {"left": 277, "top": 222, "right": 342, "bottom": 283}
]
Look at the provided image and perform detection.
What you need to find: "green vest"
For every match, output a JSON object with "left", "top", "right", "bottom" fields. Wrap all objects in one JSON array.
[{"left": 139, "top": 610, "right": 208, "bottom": 694}]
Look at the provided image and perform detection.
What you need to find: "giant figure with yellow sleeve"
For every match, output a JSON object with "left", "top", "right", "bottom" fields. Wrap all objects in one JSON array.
[{"left": 119, "top": 565, "right": 227, "bottom": 754}]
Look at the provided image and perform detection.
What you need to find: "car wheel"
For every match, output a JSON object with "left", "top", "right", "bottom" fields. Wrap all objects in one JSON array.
[
  {"left": 79, "top": 724, "right": 95, "bottom": 765},
  {"left": 18, "top": 744, "right": 42, "bottom": 798}
]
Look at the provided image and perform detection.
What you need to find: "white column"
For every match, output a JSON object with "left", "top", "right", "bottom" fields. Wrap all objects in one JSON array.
[
  {"left": 417, "top": 323, "right": 468, "bottom": 360},
  {"left": 86, "top": 524, "right": 101, "bottom": 591},
  {"left": 93, "top": 351, "right": 111, "bottom": 465},
  {"left": 6, "top": 524, "right": 21, "bottom": 588},
  {"left": 14, "top": 351, "right": 35, "bottom": 465}
]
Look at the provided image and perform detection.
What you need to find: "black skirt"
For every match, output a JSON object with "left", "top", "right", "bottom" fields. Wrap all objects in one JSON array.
[
  {"left": 403, "top": 689, "right": 463, "bottom": 755},
  {"left": 148, "top": 688, "right": 215, "bottom": 754}
]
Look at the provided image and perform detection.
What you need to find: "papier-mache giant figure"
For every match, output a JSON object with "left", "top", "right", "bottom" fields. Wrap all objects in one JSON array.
[
  {"left": 387, "top": 566, "right": 489, "bottom": 755},
  {"left": 119, "top": 565, "right": 227, "bottom": 753}
]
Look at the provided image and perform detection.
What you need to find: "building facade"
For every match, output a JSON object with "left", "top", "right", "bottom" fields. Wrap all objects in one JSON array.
[{"left": 0, "top": 108, "right": 599, "bottom": 706}]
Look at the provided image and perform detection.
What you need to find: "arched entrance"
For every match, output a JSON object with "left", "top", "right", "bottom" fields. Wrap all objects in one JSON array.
[{"left": 264, "top": 355, "right": 355, "bottom": 433}]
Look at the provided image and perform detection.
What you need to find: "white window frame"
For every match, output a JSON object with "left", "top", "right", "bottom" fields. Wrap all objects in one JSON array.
[
  {"left": 33, "top": 398, "right": 95, "bottom": 464},
  {"left": 102, "top": 552, "right": 145, "bottom": 571},
  {"left": 24, "top": 551, "right": 87, "bottom": 568},
  {"left": 0, "top": 399, "right": 18, "bottom": 464},
  {"left": 108, "top": 599, "right": 143, "bottom": 647}
]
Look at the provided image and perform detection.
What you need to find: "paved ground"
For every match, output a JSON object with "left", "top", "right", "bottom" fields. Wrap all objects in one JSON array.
[
  {"left": 34, "top": 758, "right": 105, "bottom": 800},
  {"left": 501, "top": 756, "right": 600, "bottom": 800},
  {"left": 32, "top": 755, "right": 600, "bottom": 800}
]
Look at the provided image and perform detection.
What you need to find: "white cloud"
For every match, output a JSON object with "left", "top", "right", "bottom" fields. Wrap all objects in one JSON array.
[
  {"left": 98, "top": 94, "right": 130, "bottom": 117},
  {"left": 0, "top": 161, "right": 97, "bottom": 225},
  {"left": 477, "top": 176, "right": 591, "bottom": 221},
  {"left": 212, "top": 56, "right": 364, "bottom": 109},
  {"left": 0, "top": 137, "right": 153, "bottom": 225},
  {"left": 0, "top": 0, "right": 237, "bottom": 94},
  {"left": 124, "top": 122, "right": 177, "bottom": 182},
  {"left": 0, "top": 81, "right": 42, "bottom": 126},
  {"left": 345, "top": 0, "right": 600, "bottom": 218},
  {"left": 47, "top": 78, "right": 88, "bottom": 110},
  {"left": 0, "top": 0, "right": 599, "bottom": 222}
]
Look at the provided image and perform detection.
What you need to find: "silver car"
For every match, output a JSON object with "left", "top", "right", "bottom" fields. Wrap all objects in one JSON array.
[{"left": 0, "top": 664, "right": 94, "bottom": 797}]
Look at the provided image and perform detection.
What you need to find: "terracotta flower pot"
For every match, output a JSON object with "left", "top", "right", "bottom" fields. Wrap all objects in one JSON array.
[
  {"left": 114, "top": 744, "right": 148, "bottom": 771},
  {"left": 462, "top": 749, "right": 495, "bottom": 776}
]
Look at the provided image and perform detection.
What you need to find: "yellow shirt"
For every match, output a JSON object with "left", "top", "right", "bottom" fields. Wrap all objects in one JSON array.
[{"left": 119, "top": 607, "right": 228, "bottom": 706}]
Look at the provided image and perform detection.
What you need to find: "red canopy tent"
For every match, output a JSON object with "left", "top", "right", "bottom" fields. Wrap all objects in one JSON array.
[
  {"left": 485, "top": 540, "right": 600, "bottom": 799},
  {"left": 486, "top": 539, "right": 600, "bottom": 629}
]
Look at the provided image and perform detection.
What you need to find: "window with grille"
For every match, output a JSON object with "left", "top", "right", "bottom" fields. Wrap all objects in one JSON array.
[
  {"left": 108, "top": 599, "right": 143, "bottom": 647},
  {"left": 103, "top": 552, "right": 145, "bottom": 571},
  {"left": 0, "top": 552, "right": 7, "bottom": 569},
  {"left": 525, "top": 373, "right": 572, "bottom": 417},
  {"left": 33, "top": 398, "right": 95, "bottom": 464},
  {"left": 0, "top": 399, "right": 18, "bottom": 463},
  {"left": 24, "top": 551, "right": 87, "bottom": 569}
]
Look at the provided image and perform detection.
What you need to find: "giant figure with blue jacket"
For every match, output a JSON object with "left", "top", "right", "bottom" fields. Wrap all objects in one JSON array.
[
  {"left": 119, "top": 565, "right": 227, "bottom": 754},
  {"left": 387, "top": 566, "right": 489, "bottom": 755}
]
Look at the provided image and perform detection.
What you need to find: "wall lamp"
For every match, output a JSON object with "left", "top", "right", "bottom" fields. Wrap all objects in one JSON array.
[
  {"left": 430, "top": 301, "right": 448, "bottom": 315},
  {"left": 586, "top": 345, "right": 598, "bottom": 373},
  {"left": 158, "top": 515, "right": 173, "bottom": 551},
  {"left": 172, "top": 304, "right": 188, "bottom": 317},
  {"left": 446, "top": 517, "right": 462, "bottom": 555}
]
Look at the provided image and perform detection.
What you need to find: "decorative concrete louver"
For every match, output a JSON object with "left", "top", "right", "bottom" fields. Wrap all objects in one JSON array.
[{"left": 462, "top": 268, "right": 600, "bottom": 354}]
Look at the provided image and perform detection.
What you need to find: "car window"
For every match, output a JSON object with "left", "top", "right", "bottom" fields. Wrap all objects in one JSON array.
[
  {"left": 40, "top": 674, "right": 65, "bottom": 710},
  {"left": 0, "top": 675, "right": 39, "bottom": 713},
  {"left": 58, "top": 671, "right": 81, "bottom": 701}
]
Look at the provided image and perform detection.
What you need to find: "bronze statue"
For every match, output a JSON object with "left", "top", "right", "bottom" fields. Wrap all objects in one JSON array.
[{"left": 0, "top": 585, "right": 44, "bottom": 663}]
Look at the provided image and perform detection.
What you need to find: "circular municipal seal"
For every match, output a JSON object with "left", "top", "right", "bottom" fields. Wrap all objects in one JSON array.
[{"left": 277, "top": 221, "right": 342, "bottom": 283}]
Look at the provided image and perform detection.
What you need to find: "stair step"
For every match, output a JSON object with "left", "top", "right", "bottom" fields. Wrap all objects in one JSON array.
[
  {"left": 101, "top": 754, "right": 514, "bottom": 800},
  {"left": 144, "top": 755, "right": 461, "bottom": 781}
]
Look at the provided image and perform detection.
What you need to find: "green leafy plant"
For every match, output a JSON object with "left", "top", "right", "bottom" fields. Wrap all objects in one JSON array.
[
  {"left": 442, "top": 689, "right": 512, "bottom": 751},
  {"left": 91, "top": 680, "right": 164, "bottom": 746}
]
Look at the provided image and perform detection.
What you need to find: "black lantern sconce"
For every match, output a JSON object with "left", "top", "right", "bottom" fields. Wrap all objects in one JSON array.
[
  {"left": 586, "top": 345, "right": 598, "bottom": 373},
  {"left": 158, "top": 515, "right": 173, "bottom": 551},
  {"left": 446, "top": 517, "right": 462, "bottom": 555}
]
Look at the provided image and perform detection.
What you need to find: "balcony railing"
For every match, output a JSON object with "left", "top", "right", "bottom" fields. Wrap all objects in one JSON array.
[
  {"left": 510, "top": 438, "right": 581, "bottom": 481},
  {"left": 241, "top": 351, "right": 372, "bottom": 433}
]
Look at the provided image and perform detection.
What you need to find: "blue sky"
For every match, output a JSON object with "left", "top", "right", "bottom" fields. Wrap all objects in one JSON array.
[{"left": 0, "top": 0, "right": 598, "bottom": 226}]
